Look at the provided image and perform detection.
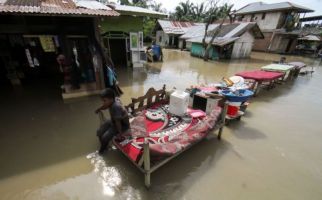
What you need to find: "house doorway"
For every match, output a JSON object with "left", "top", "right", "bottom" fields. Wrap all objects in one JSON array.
[
  {"left": 22, "top": 36, "right": 59, "bottom": 82},
  {"left": 286, "top": 38, "right": 294, "bottom": 53},
  {"left": 108, "top": 38, "right": 128, "bottom": 68},
  {"left": 0, "top": 35, "right": 11, "bottom": 87},
  {"left": 67, "top": 37, "right": 95, "bottom": 83},
  {"left": 174, "top": 36, "right": 179, "bottom": 48}
]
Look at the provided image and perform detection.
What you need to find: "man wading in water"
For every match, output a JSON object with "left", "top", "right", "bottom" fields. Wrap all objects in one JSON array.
[{"left": 95, "top": 89, "right": 130, "bottom": 154}]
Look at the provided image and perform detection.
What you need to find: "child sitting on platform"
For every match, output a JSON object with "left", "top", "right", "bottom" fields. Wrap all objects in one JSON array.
[{"left": 95, "top": 89, "right": 130, "bottom": 154}]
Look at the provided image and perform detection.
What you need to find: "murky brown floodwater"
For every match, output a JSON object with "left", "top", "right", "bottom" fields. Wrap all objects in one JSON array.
[{"left": 1, "top": 50, "right": 322, "bottom": 200}]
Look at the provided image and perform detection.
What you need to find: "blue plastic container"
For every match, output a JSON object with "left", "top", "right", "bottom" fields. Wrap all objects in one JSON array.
[{"left": 220, "top": 89, "right": 254, "bottom": 102}]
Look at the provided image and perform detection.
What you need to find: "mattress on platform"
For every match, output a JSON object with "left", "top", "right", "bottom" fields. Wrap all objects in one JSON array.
[
  {"left": 288, "top": 62, "right": 306, "bottom": 69},
  {"left": 261, "top": 64, "right": 295, "bottom": 72},
  {"left": 114, "top": 102, "right": 222, "bottom": 163},
  {"left": 236, "top": 70, "right": 284, "bottom": 81}
]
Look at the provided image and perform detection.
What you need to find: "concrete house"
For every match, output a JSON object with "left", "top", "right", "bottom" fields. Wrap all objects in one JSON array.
[
  {"left": 187, "top": 22, "right": 264, "bottom": 60},
  {"left": 102, "top": 4, "right": 167, "bottom": 68},
  {"left": 234, "top": 2, "right": 313, "bottom": 53},
  {"left": 155, "top": 20, "right": 199, "bottom": 48}
]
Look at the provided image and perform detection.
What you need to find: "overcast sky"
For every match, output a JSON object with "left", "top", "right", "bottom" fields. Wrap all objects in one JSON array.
[
  {"left": 157, "top": 0, "right": 322, "bottom": 16},
  {"left": 109, "top": 0, "right": 322, "bottom": 17}
]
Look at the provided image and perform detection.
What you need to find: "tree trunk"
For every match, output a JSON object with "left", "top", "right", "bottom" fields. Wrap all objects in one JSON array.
[
  {"left": 202, "top": 22, "right": 210, "bottom": 48},
  {"left": 203, "top": 21, "right": 224, "bottom": 61}
]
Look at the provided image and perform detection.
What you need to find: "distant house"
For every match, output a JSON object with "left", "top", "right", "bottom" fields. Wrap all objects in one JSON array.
[
  {"left": 234, "top": 2, "right": 314, "bottom": 53},
  {"left": 299, "top": 15, "right": 322, "bottom": 36},
  {"left": 102, "top": 4, "right": 167, "bottom": 67},
  {"left": 155, "top": 20, "right": 200, "bottom": 48},
  {"left": 187, "top": 22, "right": 264, "bottom": 59},
  {"left": 297, "top": 34, "right": 322, "bottom": 53},
  {"left": 179, "top": 24, "right": 219, "bottom": 50}
]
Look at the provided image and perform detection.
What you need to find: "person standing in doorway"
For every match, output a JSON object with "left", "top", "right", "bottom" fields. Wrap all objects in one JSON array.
[
  {"left": 70, "top": 55, "right": 81, "bottom": 90},
  {"left": 56, "top": 48, "right": 70, "bottom": 91}
]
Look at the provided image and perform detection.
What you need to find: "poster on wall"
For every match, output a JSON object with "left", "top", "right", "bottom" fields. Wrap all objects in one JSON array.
[
  {"left": 130, "top": 32, "right": 139, "bottom": 50},
  {"left": 39, "top": 36, "right": 55, "bottom": 52}
]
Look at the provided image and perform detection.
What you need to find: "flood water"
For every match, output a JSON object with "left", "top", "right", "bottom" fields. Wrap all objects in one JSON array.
[{"left": 0, "top": 50, "right": 322, "bottom": 200}]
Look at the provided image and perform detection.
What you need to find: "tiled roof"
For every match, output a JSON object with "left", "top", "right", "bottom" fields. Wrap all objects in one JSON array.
[
  {"left": 158, "top": 19, "right": 200, "bottom": 35},
  {"left": 235, "top": 2, "right": 313, "bottom": 15},
  {"left": 0, "top": 0, "right": 119, "bottom": 16}
]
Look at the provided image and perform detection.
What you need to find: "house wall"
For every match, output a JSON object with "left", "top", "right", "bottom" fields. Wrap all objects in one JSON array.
[
  {"left": 178, "top": 39, "right": 183, "bottom": 49},
  {"left": 156, "top": 30, "right": 169, "bottom": 47},
  {"left": 269, "top": 35, "right": 297, "bottom": 53},
  {"left": 100, "top": 15, "right": 143, "bottom": 33},
  {"left": 253, "top": 32, "right": 273, "bottom": 51},
  {"left": 243, "top": 12, "right": 282, "bottom": 30},
  {"left": 231, "top": 31, "right": 255, "bottom": 58},
  {"left": 269, "top": 35, "right": 282, "bottom": 52},
  {"left": 186, "top": 41, "right": 192, "bottom": 50},
  {"left": 241, "top": 11, "right": 301, "bottom": 53},
  {"left": 190, "top": 43, "right": 219, "bottom": 60},
  {"left": 179, "top": 40, "right": 192, "bottom": 50}
]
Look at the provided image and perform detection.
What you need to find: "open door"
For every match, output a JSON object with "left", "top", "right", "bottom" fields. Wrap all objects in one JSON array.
[{"left": 130, "top": 32, "right": 146, "bottom": 67}]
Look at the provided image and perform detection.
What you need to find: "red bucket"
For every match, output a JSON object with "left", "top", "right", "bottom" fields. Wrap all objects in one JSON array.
[{"left": 227, "top": 104, "right": 239, "bottom": 117}]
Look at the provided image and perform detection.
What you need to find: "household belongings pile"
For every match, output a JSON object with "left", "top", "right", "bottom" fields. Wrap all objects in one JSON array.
[
  {"left": 187, "top": 76, "right": 254, "bottom": 122},
  {"left": 235, "top": 62, "right": 307, "bottom": 95},
  {"left": 100, "top": 85, "right": 227, "bottom": 188}
]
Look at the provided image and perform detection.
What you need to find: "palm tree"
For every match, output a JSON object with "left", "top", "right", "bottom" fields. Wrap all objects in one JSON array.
[
  {"left": 192, "top": 2, "right": 206, "bottom": 22},
  {"left": 173, "top": 0, "right": 194, "bottom": 21}
]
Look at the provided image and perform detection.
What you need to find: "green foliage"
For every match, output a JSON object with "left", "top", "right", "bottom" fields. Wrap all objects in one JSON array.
[
  {"left": 170, "top": 0, "right": 233, "bottom": 23},
  {"left": 170, "top": 0, "right": 205, "bottom": 22},
  {"left": 119, "top": 0, "right": 130, "bottom": 5},
  {"left": 117, "top": 0, "right": 166, "bottom": 38},
  {"left": 118, "top": 0, "right": 150, "bottom": 8},
  {"left": 204, "top": 3, "right": 233, "bottom": 23},
  {"left": 143, "top": 18, "right": 157, "bottom": 39}
]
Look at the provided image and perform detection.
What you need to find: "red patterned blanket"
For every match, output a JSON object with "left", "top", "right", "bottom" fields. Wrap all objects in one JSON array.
[{"left": 114, "top": 102, "right": 222, "bottom": 163}]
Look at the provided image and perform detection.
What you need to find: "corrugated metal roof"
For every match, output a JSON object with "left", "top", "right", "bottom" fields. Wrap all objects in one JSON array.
[
  {"left": 215, "top": 23, "right": 240, "bottom": 37},
  {"left": 235, "top": 2, "right": 313, "bottom": 15},
  {"left": 158, "top": 19, "right": 197, "bottom": 35},
  {"left": 223, "top": 23, "right": 249, "bottom": 38},
  {"left": 0, "top": 0, "right": 119, "bottom": 16},
  {"left": 187, "top": 36, "right": 239, "bottom": 47},
  {"left": 186, "top": 22, "right": 264, "bottom": 46},
  {"left": 180, "top": 24, "right": 219, "bottom": 39},
  {"left": 298, "top": 34, "right": 321, "bottom": 41},
  {"left": 225, "top": 22, "right": 264, "bottom": 39},
  {"left": 5, "top": 0, "right": 41, "bottom": 7},
  {"left": 108, "top": 4, "right": 167, "bottom": 17},
  {"left": 300, "top": 15, "right": 322, "bottom": 22},
  {"left": 75, "top": 0, "right": 111, "bottom": 10}
]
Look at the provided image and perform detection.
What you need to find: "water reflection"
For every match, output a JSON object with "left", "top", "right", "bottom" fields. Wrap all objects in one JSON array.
[{"left": 87, "top": 152, "right": 122, "bottom": 197}]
